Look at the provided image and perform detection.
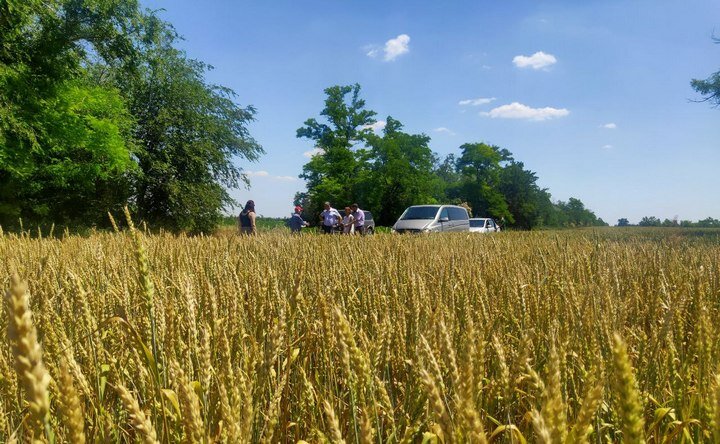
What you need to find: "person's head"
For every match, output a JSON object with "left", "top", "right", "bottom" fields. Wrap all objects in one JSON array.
[
  {"left": 243, "top": 200, "right": 255, "bottom": 212},
  {"left": 344, "top": 206, "right": 351, "bottom": 215},
  {"left": 323, "top": 202, "right": 331, "bottom": 210},
  {"left": 294, "top": 205, "right": 303, "bottom": 214},
  {"left": 351, "top": 203, "right": 359, "bottom": 212}
]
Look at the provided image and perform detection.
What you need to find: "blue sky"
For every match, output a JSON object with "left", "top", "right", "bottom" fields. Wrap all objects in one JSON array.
[{"left": 142, "top": 0, "right": 720, "bottom": 224}]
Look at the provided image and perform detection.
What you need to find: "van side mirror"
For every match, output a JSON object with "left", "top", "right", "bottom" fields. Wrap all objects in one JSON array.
[{"left": 439, "top": 216, "right": 449, "bottom": 223}]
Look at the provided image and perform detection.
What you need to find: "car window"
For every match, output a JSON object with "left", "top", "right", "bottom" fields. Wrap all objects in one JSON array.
[
  {"left": 439, "top": 208, "right": 449, "bottom": 220},
  {"left": 469, "top": 220, "right": 483, "bottom": 227},
  {"left": 400, "top": 206, "right": 440, "bottom": 220},
  {"left": 363, "top": 211, "right": 373, "bottom": 221},
  {"left": 449, "top": 207, "right": 468, "bottom": 221}
]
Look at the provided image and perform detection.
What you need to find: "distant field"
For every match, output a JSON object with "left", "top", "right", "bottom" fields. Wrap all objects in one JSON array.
[{"left": 1, "top": 227, "right": 719, "bottom": 442}]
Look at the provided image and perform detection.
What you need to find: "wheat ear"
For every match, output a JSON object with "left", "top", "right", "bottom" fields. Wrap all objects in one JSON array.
[{"left": 5, "top": 273, "right": 52, "bottom": 442}]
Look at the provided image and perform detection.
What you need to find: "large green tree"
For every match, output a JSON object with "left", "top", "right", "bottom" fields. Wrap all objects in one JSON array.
[
  {"left": 0, "top": 0, "right": 139, "bottom": 226},
  {"left": 1, "top": 1, "right": 262, "bottom": 232},
  {"left": 297, "top": 84, "right": 376, "bottom": 218},
  {"left": 363, "top": 117, "right": 440, "bottom": 225},
  {"left": 114, "top": 15, "right": 263, "bottom": 233},
  {"left": 498, "top": 161, "right": 553, "bottom": 229},
  {"left": 455, "top": 143, "right": 513, "bottom": 222}
]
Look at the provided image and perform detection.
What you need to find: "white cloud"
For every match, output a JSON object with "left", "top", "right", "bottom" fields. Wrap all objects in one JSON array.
[
  {"left": 362, "top": 120, "right": 387, "bottom": 133},
  {"left": 365, "top": 34, "right": 411, "bottom": 62},
  {"left": 434, "top": 127, "right": 456, "bottom": 136},
  {"left": 458, "top": 97, "right": 496, "bottom": 106},
  {"left": 303, "top": 147, "right": 325, "bottom": 158},
  {"left": 513, "top": 51, "right": 557, "bottom": 70},
  {"left": 245, "top": 170, "right": 298, "bottom": 182},
  {"left": 603, "top": 123, "right": 617, "bottom": 129},
  {"left": 602, "top": 144, "right": 613, "bottom": 150},
  {"left": 482, "top": 102, "right": 569, "bottom": 121},
  {"left": 383, "top": 34, "right": 410, "bottom": 61}
]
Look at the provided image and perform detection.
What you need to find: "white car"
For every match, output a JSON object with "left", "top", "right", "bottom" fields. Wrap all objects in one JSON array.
[{"left": 469, "top": 218, "right": 501, "bottom": 233}]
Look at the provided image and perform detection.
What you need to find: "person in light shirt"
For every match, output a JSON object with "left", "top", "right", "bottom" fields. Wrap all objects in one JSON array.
[
  {"left": 341, "top": 206, "right": 355, "bottom": 234},
  {"left": 350, "top": 203, "right": 365, "bottom": 235},
  {"left": 319, "top": 201, "right": 341, "bottom": 234}
]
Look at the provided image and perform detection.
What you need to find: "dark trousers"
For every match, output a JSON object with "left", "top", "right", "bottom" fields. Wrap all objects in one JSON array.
[{"left": 322, "top": 225, "right": 334, "bottom": 234}]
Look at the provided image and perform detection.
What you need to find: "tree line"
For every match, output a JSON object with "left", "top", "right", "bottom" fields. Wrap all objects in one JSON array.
[
  {"left": 294, "top": 84, "right": 607, "bottom": 229},
  {"left": 1, "top": 1, "right": 717, "bottom": 233},
  {"left": 0, "top": 0, "right": 262, "bottom": 233},
  {"left": 617, "top": 217, "right": 720, "bottom": 228}
]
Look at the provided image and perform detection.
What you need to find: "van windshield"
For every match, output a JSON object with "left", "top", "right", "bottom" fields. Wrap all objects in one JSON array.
[{"left": 400, "top": 206, "right": 440, "bottom": 220}]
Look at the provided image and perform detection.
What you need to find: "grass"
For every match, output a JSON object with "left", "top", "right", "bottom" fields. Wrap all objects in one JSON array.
[{"left": 1, "top": 226, "right": 719, "bottom": 442}]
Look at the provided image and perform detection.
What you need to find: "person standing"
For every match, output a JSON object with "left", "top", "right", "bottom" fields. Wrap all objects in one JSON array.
[
  {"left": 289, "top": 205, "right": 309, "bottom": 233},
  {"left": 341, "top": 206, "right": 355, "bottom": 234},
  {"left": 350, "top": 203, "right": 365, "bottom": 235},
  {"left": 319, "top": 202, "right": 341, "bottom": 234},
  {"left": 238, "top": 200, "right": 257, "bottom": 235}
]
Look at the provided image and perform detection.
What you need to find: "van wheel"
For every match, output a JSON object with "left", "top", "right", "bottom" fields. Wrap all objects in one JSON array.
[{"left": 366, "top": 227, "right": 374, "bottom": 235}]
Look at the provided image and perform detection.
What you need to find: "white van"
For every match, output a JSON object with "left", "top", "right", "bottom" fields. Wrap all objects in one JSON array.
[{"left": 391, "top": 205, "right": 470, "bottom": 233}]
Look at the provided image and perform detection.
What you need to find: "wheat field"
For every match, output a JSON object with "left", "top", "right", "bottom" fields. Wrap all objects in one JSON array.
[{"left": 1, "top": 220, "right": 719, "bottom": 443}]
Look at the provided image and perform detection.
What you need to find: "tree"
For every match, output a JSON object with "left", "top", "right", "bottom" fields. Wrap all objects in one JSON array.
[
  {"left": 617, "top": 218, "right": 630, "bottom": 227},
  {"left": 296, "top": 84, "right": 377, "bottom": 219},
  {"left": 363, "top": 117, "right": 440, "bottom": 225},
  {"left": 637, "top": 216, "right": 662, "bottom": 227},
  {"left": 555, "top": 198, "right": 606, "bottom": 227},
  {"left": 111, "top": 13, "right": 262, "bottom": 233},
  {"left": 691, "top": 37, "right": 720, "bottom": 106},
  {"left": 498, "top": 161, "right": 552, "bottom": 229},
  {"left": 0, "top": 0, "right": 140, "bottom": 227},
  {"left": 455, "top": 143, "right": 513, "bottom": 222}
]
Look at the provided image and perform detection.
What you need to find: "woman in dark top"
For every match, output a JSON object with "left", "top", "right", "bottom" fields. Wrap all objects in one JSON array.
[{"left": 238, "top": 200, "right": 257, "bottom": 235}]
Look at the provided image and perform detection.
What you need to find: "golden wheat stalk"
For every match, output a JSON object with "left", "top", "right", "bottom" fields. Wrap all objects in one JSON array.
[
  {"left": 55, "top": 359, "right": 86, "bottom": 444},
  {"left": 611, "top": 333, "right": 645, "bottom": 444},
  {"left": 5, "top": 273, "right": 52, "bottom": 442},
  {"left": 115, "top": 383, "right": 160, "bottom": 444}
]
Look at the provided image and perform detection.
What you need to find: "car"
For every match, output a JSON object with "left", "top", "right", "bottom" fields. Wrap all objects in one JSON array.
[
  {"left": 391, "top": 205, "right": 470, "bottom": 233},
  {"left": 362, "top": 210, "right": 375, "bottom": 234},
  {"left": 469, "top": 217, "right": 501, "bottom": 233}
]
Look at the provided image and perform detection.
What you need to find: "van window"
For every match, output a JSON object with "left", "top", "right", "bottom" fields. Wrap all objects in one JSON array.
[
  {"left": 449, "top": 207, "right": 469, "bottom": 220},
  {"left": 400, "top": 206, "right": 440, "bottom": 220},
  {"left": 439, "top": 208, "right": 449, "bottom": 220}
]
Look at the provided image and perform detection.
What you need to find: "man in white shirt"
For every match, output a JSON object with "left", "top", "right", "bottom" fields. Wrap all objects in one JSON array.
[{"left": 319, "top": 201, "right": 341, "bottom": 234}]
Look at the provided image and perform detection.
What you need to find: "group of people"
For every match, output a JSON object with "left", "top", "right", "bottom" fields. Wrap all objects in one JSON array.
[
  {"left": 317, "top": 202, "right": 366, "bottom": 234},
  {"left": 237, "top": 200, "right": 366, "bottom": 235}
]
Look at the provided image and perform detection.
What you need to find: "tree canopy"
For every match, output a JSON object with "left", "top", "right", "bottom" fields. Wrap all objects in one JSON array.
[
  {"left": 0, "top": 0, "right": 261, "bottom": 232},
  {"left": 297, "top": 84, "right": 607, "bottom": 229}
]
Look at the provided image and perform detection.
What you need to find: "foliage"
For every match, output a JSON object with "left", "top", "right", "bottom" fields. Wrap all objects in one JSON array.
[
  {"left": 363, "top": 117, "right": 441, "bottom": 225},
  {"left": 296, "top": 83, "right": 376, "bottom": 219},
  {"left": 691, "top": 37, "right": 720, "bottom": 107},
  {"left": 2, "top": 228, "right": 720, "bottom": 442},
  {"left": 0, "top": 0, "right": 261, "bottom": 233},
  {"left": 554, "top": 197, "right": 607, "bottom": 227},
  {"left": 297, "top": 85, "right": 602, "bottom": 230},
  {"left": 111, "top": 14, "right": 263, "bottom": 234},
  {"left": 638, "top": 216, "right": 662, "bottom": 227}
]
